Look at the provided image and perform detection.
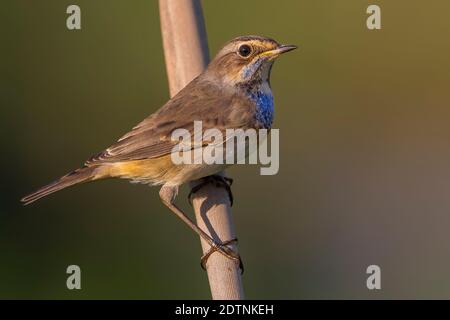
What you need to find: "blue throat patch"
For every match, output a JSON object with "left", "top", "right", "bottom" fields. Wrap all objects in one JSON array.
[{"left": 249, "top": 89, "right": 274, "bottom": 129}]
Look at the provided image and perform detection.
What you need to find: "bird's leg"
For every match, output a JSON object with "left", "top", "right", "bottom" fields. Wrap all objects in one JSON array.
[
  {"left": 159, "top": 185, "right": 241, "bottom": 271},
  {"left": 188, "top": 175, "right": 234, "bottom": 206}
]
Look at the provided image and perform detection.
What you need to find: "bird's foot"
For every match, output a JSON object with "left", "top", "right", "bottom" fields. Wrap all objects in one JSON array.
[
  {"left": 200, "top": 238, "right": 243, "bottom": 273},
  {"left": 188, "top": 175, "right": 234, "bottom": 206}
]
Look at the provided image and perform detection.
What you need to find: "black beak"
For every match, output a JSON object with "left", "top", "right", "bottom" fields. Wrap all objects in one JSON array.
[{"left": 277, "top": 44, "right": 298, "bottom": 54}]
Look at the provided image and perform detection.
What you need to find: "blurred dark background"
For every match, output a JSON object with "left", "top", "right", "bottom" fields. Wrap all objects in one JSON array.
[{"left": 2, "top": 0, "right": 450, "bottom": 299}]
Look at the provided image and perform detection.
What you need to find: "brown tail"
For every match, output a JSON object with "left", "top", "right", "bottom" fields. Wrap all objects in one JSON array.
[{"left": 21, "top": 166, "right": 99, "bottom": 205}]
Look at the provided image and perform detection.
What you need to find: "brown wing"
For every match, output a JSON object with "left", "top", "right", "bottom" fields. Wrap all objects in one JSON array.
[{"left": 85, "top": 76, "right": 257, "bottom": 166}]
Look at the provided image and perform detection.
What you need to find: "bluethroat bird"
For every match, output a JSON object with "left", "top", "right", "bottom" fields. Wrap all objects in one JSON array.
[{"left": 21, "top": 35, "right": 296, "bottom": 270}]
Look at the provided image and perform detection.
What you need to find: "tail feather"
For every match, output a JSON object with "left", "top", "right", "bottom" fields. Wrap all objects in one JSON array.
[{"left": 21, "top": 166, "right": 98, "bottom": 205}]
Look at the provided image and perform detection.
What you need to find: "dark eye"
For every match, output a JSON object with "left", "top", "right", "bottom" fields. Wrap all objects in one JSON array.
[{"left": 238, "top": 44, "right": 252, "bottom": 57}]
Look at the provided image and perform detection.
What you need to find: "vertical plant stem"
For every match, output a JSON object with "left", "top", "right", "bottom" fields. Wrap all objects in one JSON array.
[{"left": 158, "top": 0, "right": 244, "bottom": 299}]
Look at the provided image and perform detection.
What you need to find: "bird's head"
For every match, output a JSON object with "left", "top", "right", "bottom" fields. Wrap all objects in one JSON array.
[{"left": 205, "top": 35, "right": 297, "bottom": 87}]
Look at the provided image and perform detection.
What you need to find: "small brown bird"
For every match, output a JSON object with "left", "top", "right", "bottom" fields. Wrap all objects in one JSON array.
[{"left": 21, "top": 35, "right": 296, "bottom": 269}]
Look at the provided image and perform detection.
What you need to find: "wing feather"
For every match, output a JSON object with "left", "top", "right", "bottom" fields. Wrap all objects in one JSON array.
[{"left": 85, "top": 77, "right": 257, "bottom": 166}]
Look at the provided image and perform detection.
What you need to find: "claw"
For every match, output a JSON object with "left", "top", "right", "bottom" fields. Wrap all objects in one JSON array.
[
  {"left": 189, "top": 175, "right": 234, "bottom": 206},
  {"left": 200, "top": 238, "right": 244, "bottom": 274}
]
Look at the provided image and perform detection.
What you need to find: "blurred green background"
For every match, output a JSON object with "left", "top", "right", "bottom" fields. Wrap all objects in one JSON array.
[{"left": 1, "top": 0, "right": 450, "bottom": 299}]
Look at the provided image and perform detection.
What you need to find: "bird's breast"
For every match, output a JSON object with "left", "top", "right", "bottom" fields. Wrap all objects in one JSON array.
[{"left": 248, "top": 84, "right": 274, "bottom": 129}]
